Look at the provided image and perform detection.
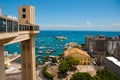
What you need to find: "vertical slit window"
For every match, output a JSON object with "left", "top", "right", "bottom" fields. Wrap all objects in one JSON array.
[
  {"left": 13, "top": 22, "right": 18, "bottom": 32},
  {"left": 0, "top": 18, "right": 6, "bottom": 32},
  {"left": 22, "top": 14, "right": 26, "bottom": 18},
  {"left": 7, "top": 20, "right": 12, "bottom": 32},
  {"left": 22, "top": 8, "right": 26, "bottom": 12}
]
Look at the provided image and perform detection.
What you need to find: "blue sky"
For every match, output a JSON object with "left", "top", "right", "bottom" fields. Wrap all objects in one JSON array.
[{"left": 0, "top": 0, "right": 120, "bottom": 31}]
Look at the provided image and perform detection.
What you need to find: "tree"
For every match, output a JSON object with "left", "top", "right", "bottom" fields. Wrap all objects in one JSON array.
[
  {"left": 59, "top": 60, "right": 69, "bottom": 73},
  {"left": 70, "top": 69, "right": 120, "bottom": 80},
  {"left": 42, "top": 66, "right": 54, "bottom": 80},
  {"left": 65, "top": 56, "right": 79, "bottom": 67},
  {"left": 92, "top": 76, "right": 101, "bottom": 80},
  {"left": 58, "top": 53, "right": 64, "bottom": 57},
  {"left": 70, "top": 72, "right": 92, "bottom": 80},
  {"left": 73, "top": 45, "right": 81, "bottom": 49},
  {"left": 95, "top": 69, "right": 120, "bottom": 80},
  {"left": 52, "top": 58, "right": 57, "bottom": 64},
  {"left": 43, "top": 56, "right": 49, "bottom": 62}
]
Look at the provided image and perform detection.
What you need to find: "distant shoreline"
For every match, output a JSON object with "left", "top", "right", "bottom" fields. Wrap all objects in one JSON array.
[{"left": 40, "top": 30, "right": 120, "bottom": 32}]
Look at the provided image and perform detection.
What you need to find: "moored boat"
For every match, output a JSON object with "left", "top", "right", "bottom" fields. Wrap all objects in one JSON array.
[
  {"left": 46, "top": 51, "right": 51, "bottom": 54},
  {"left": 38, "top": 51, "right": 43, "bottom": 54},
  {"left": 55, "top": 36, "right": 67, "bottom": 40}
]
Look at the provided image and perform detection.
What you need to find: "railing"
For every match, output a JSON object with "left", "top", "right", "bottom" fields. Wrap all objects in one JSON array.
[
  {"left": 0, "top": 17, "right": 39, "bottom": 33},
  {"left": 19, "top": 24, "right": 39, "bottom": 32}
]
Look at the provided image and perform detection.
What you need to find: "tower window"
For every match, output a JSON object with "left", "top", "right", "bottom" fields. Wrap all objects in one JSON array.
[
  {"left": 22, "top": 14, "right": 26, "bottom": 18},
  {"left": 22, "top": 8, "right": 26, "bottom": 12}
]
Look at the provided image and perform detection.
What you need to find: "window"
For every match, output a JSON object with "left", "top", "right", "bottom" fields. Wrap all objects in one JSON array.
[
  {"left": 19, "top": 24, "right": 26, "bottom": 31},
  {"left": 0, "top": 18, "right": 6, "bottom": 32},
  {"left": 84, "top": 58, "right": 86, "bottom": 61},
  {"left": 7, "top": 20, "right": 12, "bottom": 32},
  {"left": 22, "top": 14, "right": 26, "bottom": 18},
  {"left": 13, "top": 22, "right": 18, "bottom": 32},
  {"left": 22, "top": 8, "right": 26, "bottom": 12},
  {"left": 30, "top": 26, "right": 33, "bottom": 31}
]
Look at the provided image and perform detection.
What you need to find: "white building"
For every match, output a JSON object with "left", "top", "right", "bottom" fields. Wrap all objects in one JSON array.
[{"left": 105, "top": 57, "right": 120, "bottom": 78}]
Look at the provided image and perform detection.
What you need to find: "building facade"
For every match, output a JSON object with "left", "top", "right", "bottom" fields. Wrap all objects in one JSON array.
[
  {"left": 0, "top": 5, "right": 39, "bottom": 80},
  {"left": 105, "top": 57, "right": 120, "bottom": 78},
  {"left": 85, "top": 35, "right": 120, "bottom": 54},
  {"left": 64, "top": 48, "right": 91, "bottom": 65},
  {"left": 18, "top": 6, "right": 34, "bottom": 24}
]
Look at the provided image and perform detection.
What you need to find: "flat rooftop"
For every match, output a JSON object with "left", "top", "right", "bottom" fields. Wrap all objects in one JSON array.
[{"left": 106, "top": 57, "right": 120, "bottom": 67}]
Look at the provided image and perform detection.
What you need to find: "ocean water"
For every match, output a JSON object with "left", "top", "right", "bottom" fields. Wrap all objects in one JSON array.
[{"left": 4, "top": 30, "right": 120, "bottom": 57}]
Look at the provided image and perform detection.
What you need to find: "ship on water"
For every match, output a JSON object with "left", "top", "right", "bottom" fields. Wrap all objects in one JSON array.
[{"left": 55, "top": 36, "right": 67, "bottom": 40}]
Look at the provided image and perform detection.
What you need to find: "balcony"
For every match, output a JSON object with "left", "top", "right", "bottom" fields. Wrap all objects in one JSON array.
[{"left": 0, "top": 16, "right": 40, "bottom": 40}]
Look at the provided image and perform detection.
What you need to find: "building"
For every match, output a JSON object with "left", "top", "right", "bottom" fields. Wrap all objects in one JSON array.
[
  {"left": 114, "top": 45, "right": 120, "bottom": 60},
  {"left": 85, "top": 35, "right": 94, "bottom": 51},
  {"left": 105, "top": 57, "right": 120, "bottom": 78},
  {"left": 0, "top": 5, "right": 39, "bottom": 80},
  {"left": 85, "top": 35, "right": 120, "bottom": 65},
  {"left": 106, "top": 36, "right": 120, "bottom": 55},
  {"left": 18, "top": 6, "right": 34, "bottom": 24},
  {"left": 64, "top": 48, "right": 91, "bottom": 65},
  {"left": 85, "top": 35, "right": 120, "bottom": 54}
]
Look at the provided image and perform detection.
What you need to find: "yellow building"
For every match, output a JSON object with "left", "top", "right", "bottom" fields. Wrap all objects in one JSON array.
[{"left": 64, "top": 48, "right": 91, "bottom": 65}]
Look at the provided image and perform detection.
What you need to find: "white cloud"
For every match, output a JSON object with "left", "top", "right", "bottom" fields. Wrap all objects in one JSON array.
[
  {"left": 40, "top": 22, "right": 120, "bottom": 31},
  {"left": 112, "top": 23, "right": 120, "bottom": 26},
  {"left": 41, "top": 24, "right": 77, "bottom": 28},
  {"left": 86, "top": 21, "right": 91, "bottom": 25},
  {"left": 97, "top": 25, "right": 105, "bottom": 27}
]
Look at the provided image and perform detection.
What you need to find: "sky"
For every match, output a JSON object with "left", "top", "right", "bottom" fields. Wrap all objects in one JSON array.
[{"left": 0, "top": 0, "right": 120, "bottom": 31}]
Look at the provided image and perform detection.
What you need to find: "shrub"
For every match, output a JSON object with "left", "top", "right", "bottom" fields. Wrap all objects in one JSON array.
[
  {"left": 70, "top": 72, "right": 92, "bottom": 80},
  {"left": 42, "top": 66, "right": 54, "bottom": 80},
  {"left": 59, "top": 60, "right": 69, "bottom": 73}
]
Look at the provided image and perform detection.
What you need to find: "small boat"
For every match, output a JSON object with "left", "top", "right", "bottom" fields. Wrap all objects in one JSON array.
[
  {"left": 55, "top": 36, "right": 67, "bottom": 40},
  {"left": 46, "top": 51, "right": 51, "bottom": 54},
  {"left": 38, "top": 51, "right": 43, "bottom": 54},
  {"left": 48, "top": 49, "right": 55, "bottom": 53},
  {"left": 39, "top": 46, "right": 46, "bottom": 49}
]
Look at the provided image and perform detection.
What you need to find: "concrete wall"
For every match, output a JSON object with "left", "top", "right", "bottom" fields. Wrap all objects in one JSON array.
[
  {"left": 105, "top": 58, "right": 120, "bottom": 78},
  {"left": 18, "top": 6, "right": 34, "bottom": 24}
]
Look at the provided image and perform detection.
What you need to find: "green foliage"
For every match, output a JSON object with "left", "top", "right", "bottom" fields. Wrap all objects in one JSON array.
[
  {"left": 92, "top": 76, "right": 101, "bottom": 80},
  {"left": 42, "top": 66, "right": 54, "bottom": 80},
  {"left": 65, "top": 56, "right": 79, "bottom": 67},
  {"left": 73, "top": 45, "right": 81, "bottom": 49},
  {"left": 43, "top": 56, "right": 49, "bottom": 62},
  {"left": 94, "top": 69, "right": 120, "bottom": 80},
  {"left": 52, "top": 58, "right": 57, "bottom": 63},
  {"left": 58, "top": 53, "right": 64, "bottom": 57},
  {"left": 59, "top": 60, "right": 69, "bottom": 73},
  {"left": 70, "top": 69, "right": 120, "bottom": 80},
  {"left": 64, "top": 48, "right": 68, "bottom": 51},
  {"left": 44, "top": 56, "right": 49, "bottom": 60},
  {"left": 70, "top": 72, "right": 92, "bottom": 80}
]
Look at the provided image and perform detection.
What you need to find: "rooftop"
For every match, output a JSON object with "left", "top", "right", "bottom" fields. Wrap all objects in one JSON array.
[
  {"left": 64, "top": 48, "right": 90, "bottom": 57},
  {"left": 106, "top": 57, "right": 120, "bottom": 67}
]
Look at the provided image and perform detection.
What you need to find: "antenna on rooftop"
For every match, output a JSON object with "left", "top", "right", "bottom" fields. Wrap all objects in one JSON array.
[{"left": 0, "top": 6, "right": 2, "bottom": 15}]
